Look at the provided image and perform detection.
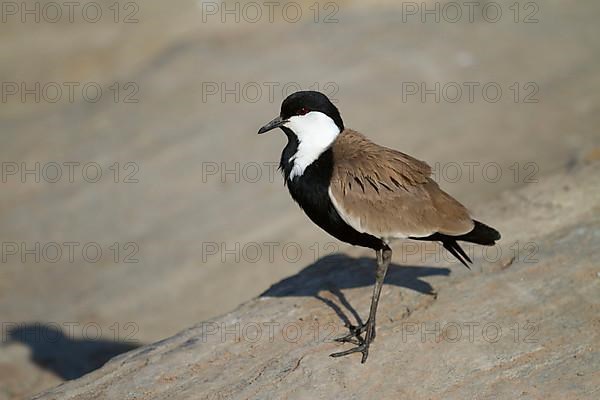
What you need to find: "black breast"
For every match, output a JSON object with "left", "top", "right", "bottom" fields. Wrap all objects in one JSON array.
[{"left": 279, "top": 132, "right": 384, "bottom": 251}]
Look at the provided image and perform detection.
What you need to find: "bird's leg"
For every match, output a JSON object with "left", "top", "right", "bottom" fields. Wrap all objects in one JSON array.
[
  {"left": 332, "top": 322, "right": 368, "bottom": 345},
  {"left": 333, "top": 249, "right": 383, "bottom": 345},
  {"left": 331, "top": 245, "right": 392, "bottom": 363}
]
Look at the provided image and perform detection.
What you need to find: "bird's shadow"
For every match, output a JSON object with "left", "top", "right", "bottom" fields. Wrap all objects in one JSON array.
[
  {"left": 5, "top": 324, "right": 141, "bottom": 380},
  {"left": 261, "top": 253, "right": 450, "bottom": 328}
]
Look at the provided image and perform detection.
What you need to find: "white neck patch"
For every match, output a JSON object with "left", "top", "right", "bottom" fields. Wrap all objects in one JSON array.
[{"left": 284, "top": 111, "right": 341, "bottom": 180}]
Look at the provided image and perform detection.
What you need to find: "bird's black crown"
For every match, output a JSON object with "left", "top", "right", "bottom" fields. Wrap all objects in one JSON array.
[{"left": 280, "top": 91, "right": 344, "bottom": 131}]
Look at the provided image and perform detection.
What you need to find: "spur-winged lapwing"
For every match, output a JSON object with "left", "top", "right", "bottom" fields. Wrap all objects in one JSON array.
[{"left": 258, "top": 91, "right": 500, "bottom": 363}]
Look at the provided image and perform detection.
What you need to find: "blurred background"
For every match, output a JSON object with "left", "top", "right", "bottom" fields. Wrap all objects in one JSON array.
[{"left": 1, "top": 0, "right": 599, "bottom": 398}]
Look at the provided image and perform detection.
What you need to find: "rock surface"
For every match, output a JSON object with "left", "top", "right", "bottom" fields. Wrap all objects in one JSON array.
[
  {"left": 34, "top": 163, "right": 600, "bottom": 399},
  {"left": 2, "top": 0, "right": 600, "bottom": 398}
]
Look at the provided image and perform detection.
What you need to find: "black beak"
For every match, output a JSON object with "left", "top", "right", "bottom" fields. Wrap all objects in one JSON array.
[{"left": 258, "top": 116, "right": 286, "bottom": 134}]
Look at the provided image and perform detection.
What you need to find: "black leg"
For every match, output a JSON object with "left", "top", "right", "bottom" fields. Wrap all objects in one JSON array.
[
  {"left": 332, "top": 250, "right": 382, "bottom": 345},
  {"left": 333, "top": 321, "right": 368, "bottom": 345},
  {"left": 330, "top": 245, "right": 392, "bottom": 363}
]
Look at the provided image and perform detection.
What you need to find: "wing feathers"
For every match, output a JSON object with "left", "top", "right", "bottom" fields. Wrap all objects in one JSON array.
[{"left": 329, "top": 130, "right": 474, "bottom": 239}]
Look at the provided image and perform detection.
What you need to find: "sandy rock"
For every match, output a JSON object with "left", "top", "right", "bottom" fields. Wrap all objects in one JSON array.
[
  {"left": 34, "top": 163, "right": 600, "bottom": 399},
  {"left": 2, "top": 1, "right": 600, "bottom": 398}
]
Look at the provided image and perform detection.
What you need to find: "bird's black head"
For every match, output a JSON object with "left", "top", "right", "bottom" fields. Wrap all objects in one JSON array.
[
  {"left": 280, "top": 91, "right": 344, "bottom": 130},
  {"left": 257, "top": 91, "right": 344, "bottom": 135}
]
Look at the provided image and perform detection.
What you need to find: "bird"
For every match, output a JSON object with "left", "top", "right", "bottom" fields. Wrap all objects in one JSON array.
[{"left": 258, "top": 90, "right": 500, "bottom": 363}]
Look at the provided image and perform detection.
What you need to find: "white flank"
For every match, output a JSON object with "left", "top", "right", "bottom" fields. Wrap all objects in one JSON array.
[
  {"left": 328, "top": 186, "right": 366, "bottom": 233},
  {"left": 328, "top": 186, "right": 418, "bottom": 241},
  {"left": 284, "top": 111, "right": 340, "bottom": 180}
]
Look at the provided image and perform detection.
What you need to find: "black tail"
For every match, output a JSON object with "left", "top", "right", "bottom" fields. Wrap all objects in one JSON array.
[
  {"left": 412, "top": 220, "right": 501, "bottom": 269},
  {"left": 442, "top": 239, "right": 473, "bottom": 270},
  {"left": 454, "top": 220, "right": 501, "bottom": 246}
]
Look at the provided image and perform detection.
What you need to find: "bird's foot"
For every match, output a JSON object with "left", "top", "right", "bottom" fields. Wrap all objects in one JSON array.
[
  {"left": 330, "top": 339, "right": 371, "bottom": 364},
  {"left": 333, "top": 322, "right": 368, "bottom": 345},
  {"left": 331, "top": 322, "right": 375, "bottom": 363}
]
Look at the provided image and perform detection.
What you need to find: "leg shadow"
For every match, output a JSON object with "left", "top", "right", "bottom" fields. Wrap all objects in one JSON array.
[{"left": 261, "top": 253, "right": 450, "bottom": 328}]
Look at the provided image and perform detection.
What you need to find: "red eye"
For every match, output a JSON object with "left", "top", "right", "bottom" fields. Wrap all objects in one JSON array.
[{"left": 298, "top": 107, "right": 309, "bottom": 115}]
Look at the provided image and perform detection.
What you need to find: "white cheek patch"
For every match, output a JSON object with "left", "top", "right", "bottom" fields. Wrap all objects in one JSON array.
[{"left": 284, "top": 111, "right": 340, "bottom": 180}]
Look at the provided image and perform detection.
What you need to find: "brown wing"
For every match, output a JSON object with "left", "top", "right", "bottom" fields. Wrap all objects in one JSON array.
[{"left": 329, "top": 130, "right": 474, "bottom": 239}]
